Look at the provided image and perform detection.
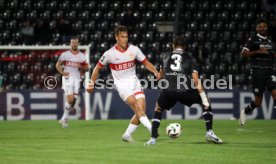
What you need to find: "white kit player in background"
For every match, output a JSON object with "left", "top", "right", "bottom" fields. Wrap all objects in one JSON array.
[
  {"left": 56, "top": 36, "right": 89, "bottom": 128},
  {"left": 87, "top": 25, "right": 161, "bottom": 142}
]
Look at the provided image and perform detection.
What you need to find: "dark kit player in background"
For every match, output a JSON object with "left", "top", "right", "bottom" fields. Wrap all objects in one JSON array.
[{"left": 240, "top": 18, "right": 276, "bottom": 127}]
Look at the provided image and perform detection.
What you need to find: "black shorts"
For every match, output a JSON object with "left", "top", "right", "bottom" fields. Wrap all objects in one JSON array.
[
  {"left": 157, "top": 89, "right": 202, "bottom": 110},
  {"left": 251, "top": 67, "right": 276, "bottom": 96}
]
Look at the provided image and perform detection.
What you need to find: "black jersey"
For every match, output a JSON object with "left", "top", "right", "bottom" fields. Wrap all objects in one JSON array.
[
  {"left": 243, "top": 33, "right": 274, "bottom": 68},
  {"left": 161, "top": 49, "right": 199, "bottom": 92}
]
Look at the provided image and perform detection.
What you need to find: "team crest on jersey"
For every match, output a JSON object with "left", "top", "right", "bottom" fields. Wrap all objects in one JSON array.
[{"left": 128, "top": 53, "right": 135, "bottom": 60}]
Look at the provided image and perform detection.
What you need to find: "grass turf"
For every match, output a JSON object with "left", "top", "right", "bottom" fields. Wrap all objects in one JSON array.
[{"left": 0, "top": 120, "right": 275, "bottom": 164}]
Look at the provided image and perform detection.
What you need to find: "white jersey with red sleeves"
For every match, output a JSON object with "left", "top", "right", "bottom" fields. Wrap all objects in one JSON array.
[
  {"left": 58, "top": 50, "right": 88, "bottom": 79},
  {"left": 98, "top": 44, "right": 147, "bottom": 82}
]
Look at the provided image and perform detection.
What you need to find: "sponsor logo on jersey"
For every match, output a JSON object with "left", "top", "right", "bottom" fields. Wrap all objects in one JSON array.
[
  {"left": 64, "top": 61, "right": 80, "bottom": 68},
  {"left": 109, "top": 60, "right": 135, "bottom": 71}
]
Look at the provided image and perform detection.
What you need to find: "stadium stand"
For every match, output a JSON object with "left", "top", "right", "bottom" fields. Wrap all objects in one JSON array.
[{"left": 0, "top": 0, "right": 275, "bottom": 90}]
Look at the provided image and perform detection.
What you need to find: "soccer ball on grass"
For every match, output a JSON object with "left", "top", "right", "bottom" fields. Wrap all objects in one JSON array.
[{"left": 166, "top": 123, "right": 182, "bottom": 139}]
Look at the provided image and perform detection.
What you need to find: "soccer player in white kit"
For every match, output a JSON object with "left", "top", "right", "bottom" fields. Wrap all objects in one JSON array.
[
  {"left": 87, "top": 25, "right": 161, "bottom": 142},
  {"left": 56, "top": 36, "right": 89, "bottom": 128}
]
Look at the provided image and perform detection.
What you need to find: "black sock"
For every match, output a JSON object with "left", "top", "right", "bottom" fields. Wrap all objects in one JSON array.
[
  {"left": 245, "top": 101, "right": 257, "bottom": 114},
  {"left": 202, "top": 111, "right": 213, "bottom": 131},
  {"left": 152, "top": 111, "right": 162, "bottom": 138}
]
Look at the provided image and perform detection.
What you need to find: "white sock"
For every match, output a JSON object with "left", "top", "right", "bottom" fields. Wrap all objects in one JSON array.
[
  {"left": 61, "top": 103, "right": 71, "bottom": 120},
  {"left": 139, "top": 116, "right": 152, "bottom": 133},
  {"left": 124, "top": 124, "right": 138, "bottom": 136}
]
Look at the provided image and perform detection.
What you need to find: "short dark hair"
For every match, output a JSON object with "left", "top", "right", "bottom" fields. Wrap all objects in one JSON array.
[
  {"left": 173, "top": 36, "right": 186, "bottom": 47},
  {"left": 256, "top": 18, "right": 268, "bottom": 26},
  {"left": 71, "top": 36, "right": 79, "bottom": 40},
  {"left": 115, "top": 25, "right": 128, "bottom": 35}
]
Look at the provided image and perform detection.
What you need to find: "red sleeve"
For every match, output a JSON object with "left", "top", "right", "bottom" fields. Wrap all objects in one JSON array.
[
  {"left": 97, "top": 61, "right": 104, "bottom": 68},
  {"left": 141, "top": 58, "right": 147, "bottom": 64}
]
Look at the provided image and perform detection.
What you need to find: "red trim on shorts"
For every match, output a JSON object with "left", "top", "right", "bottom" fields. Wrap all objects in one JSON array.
[{"left": 134, "top": 91, "right": 144, "bottom": 96}]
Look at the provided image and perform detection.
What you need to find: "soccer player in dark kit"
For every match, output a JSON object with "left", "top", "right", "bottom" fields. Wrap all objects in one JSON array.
[
  {"left": 239, "top": 18, "right": 276, "bottom": 127},
  {"left": 145, "top": 36, "right": 223, "bottom": 145}
]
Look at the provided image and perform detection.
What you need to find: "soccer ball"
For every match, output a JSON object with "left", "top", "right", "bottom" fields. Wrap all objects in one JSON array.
[{"left": 166, "top": 123, "right": 182, "bottom": 139}]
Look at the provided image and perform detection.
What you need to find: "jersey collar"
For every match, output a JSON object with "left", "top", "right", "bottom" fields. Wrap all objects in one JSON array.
[
  {"left": 115, "top": 44, "right": 129, "bottom": 53},
  {"left": 70, "top": 50, "right": 79, "bottom": 55},
  {"left": 173, "top": 48, "right": 184, "bottom": 53},
  {"left": 257, "top": 33, "right": 267, "bottom": 40}
]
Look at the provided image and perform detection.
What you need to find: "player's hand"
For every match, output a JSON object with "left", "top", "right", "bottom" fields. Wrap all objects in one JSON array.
[
  {"left": 86, "top": 81, "right": 95, "bottom": 93},
  {"left": 62, "top": 72, "right": 69, "bottom": 76},
  {"left": 154, "top": 72, "right": 161, "bottom": 80},
  {"left": 86, "top": 83, "right": 94, "bottom": 93},
  {"left": 77, "top": 63, "right": 84, "bottom": 71}
]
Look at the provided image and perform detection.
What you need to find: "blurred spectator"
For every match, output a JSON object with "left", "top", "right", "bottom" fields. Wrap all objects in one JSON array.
[
  {"left": 21, "top": 20, "right": 34, "bottom": 45},
  {"left": 120, "top": 9, "right": 136, "bottom": 33},
  {"left": 268, "top": 17, "right": 276, "bottom": 46},
  {"left": 192, "top": 41, "right": 209, "bottom": 65},
  {"left": 262, "top": 0, "right": 276, "bottom": 12},
  {"left": 57, "top": 17, "right": 72, "bottom": 44},
  {"left": 34, "top": 19, "right": 52, "bottom": 44}
]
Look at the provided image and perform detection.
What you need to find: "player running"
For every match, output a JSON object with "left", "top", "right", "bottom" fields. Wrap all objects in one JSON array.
[
  {"left": 87, "top": 25, "right": 160, "bottom": 142},
  {"left": 239, "top": 18, "right": 276, "bottom": 127},
  {"left": 56, "top": 36, "right": 89, "bottom": 128},
  {"left": 145, "top": 36, "right": 223, "bottom": 145}
]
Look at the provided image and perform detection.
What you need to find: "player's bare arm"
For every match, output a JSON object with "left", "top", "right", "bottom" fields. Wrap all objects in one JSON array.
[
  {"left": 192, "top": 72, "right": 210, "bottom": 107},
  {"left": 56, "top": 60, "right": 69, "bottom": 76},
  {"left": 159, "top": 68, "right": 164, "bottom": 79},
  {"left": 142, "top": 60, "right": 161, "bottom": 80},
  {"left": 87, "top": 64, "right": 103, "bottom": 93}
]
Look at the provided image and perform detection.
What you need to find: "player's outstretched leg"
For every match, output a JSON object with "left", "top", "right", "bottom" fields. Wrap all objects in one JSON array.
[
  {"left": 122, "top": 115, "right": 138, "bottom": 143},
  {"left": 205, "top": 130, "right": 223, "bottom": 144},
  {"left": 59, "top": 96, "right": 76, "bottom": 128},
  {"left": 202, "top": 107, "right": 223, "bottom": 144},
  {"left": 239, "top": 101, "right": 257, "bottom": 127},
  {"left": 239, "top": 109, "right": 246, "bottom": 127},
  {"left": 124, "top": 96, "right": 152, "bottom": 142},
  {"left": 145, "top": 104, "right": 163, "bottom": 145},
  {"left": 122, "top": 97, "right": 146, "bottom": 143},
  {"left": 59, "top": 102, "right": 71, "bottom": 128}
]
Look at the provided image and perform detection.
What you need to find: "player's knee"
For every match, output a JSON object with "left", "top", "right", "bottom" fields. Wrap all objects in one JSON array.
[
  {"left": 68, "top": 98, "right": 76, "bottom": 106},
  {"left": 127, "top": 97, "right": 138, "bottom": 107}
]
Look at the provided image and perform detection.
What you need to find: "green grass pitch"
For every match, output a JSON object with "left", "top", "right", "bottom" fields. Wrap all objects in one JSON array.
[{"left": 0, "top": 120, "right": 275, "bottom": 164}]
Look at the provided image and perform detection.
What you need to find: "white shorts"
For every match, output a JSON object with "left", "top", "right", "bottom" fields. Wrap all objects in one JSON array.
[
  {"left": 115, "top": 78, "right": 145, "bottom": 102},
  {"left": 62, "top": 77, "right": 80, "bottom": 96}
]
